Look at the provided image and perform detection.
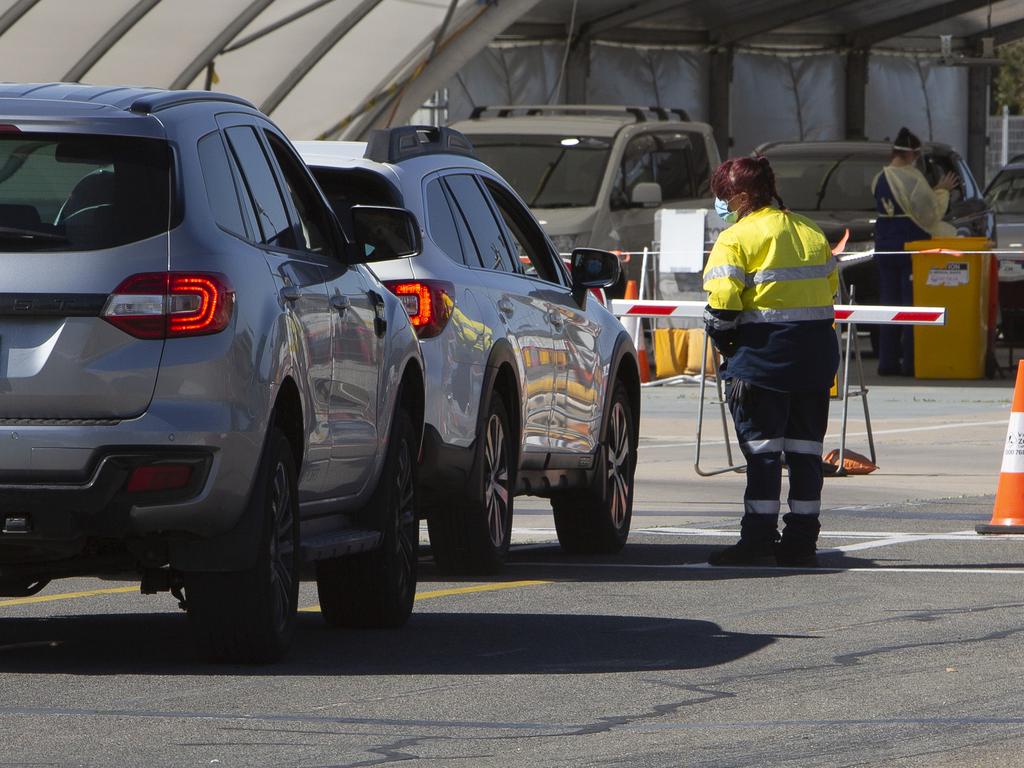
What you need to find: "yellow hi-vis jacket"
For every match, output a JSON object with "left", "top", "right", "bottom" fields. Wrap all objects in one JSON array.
[{"left": 703, "top": 206, "right": 838, "bottom": 323}]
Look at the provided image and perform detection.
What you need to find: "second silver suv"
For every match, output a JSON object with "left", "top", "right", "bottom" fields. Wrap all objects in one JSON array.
[{"left": 300, "top": 127, "right": 641, "bottom": 574}]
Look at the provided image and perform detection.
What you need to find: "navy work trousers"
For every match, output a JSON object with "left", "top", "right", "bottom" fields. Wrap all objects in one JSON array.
[
  {"left": 877, "top": 257, "right": 915, "bottom": 375},
  {"left": 727, "top": 380, "right": 830, "bottom": 545}
]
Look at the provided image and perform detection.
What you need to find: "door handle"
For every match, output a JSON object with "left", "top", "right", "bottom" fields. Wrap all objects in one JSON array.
[
  {"left": 548, "top": 309, "right": 564, "bottom": 329},
  {"left": 498, "top": 298, "right": 514, "bottom": 318},
  {"left": 280, "top": 286, "right": 301, "bottom": 304},
  {"left": 330, "top": 294, "right": 351, "bottom": 314}
]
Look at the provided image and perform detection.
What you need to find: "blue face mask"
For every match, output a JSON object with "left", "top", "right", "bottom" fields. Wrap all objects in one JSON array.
[{"left": 715, "top": 197, "right": 738, "bottom": 225}]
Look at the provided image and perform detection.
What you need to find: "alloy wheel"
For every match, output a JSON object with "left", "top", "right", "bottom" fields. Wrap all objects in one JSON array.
[
  {"left": 483, "top": 413, "right": 509, "bottom": 547},
  {"left": 607, "top": 401, "right": 631, "bottom": 528},
  {"left": 393, "top": 437, "right": 416, "bottom": 598},
  {"left": 269, "top": 460, "right": 295, "bottom": 633}
]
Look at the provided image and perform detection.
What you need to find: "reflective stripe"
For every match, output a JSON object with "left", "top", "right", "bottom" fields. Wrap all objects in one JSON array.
[
  {"left": 704, "top": 264, "right": 747, "bottom": 283},
  {"left": 703, "top": 308, "right": 739, "bottom": 331},
  {"left": 745, "top": 499, "right": 781, "bottom": 515},
  {"left": 740, "top": 306, "right": 835, "bottom": 324},
  {"left": 742, "top": 438, "right": 784, "bottom": 454},
  {"left": 783, "top": 438, "right": 824, "bottom": 455},
  {"left": 750, "top": 259, "right": 836, "bottom": 285},
  {"left": 788, "top": 499, "right": 821, "bottom": 515}
]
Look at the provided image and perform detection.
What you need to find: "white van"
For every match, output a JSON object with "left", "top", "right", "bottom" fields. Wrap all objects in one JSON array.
[{"left": 451, "top": 105, "right": 721, "bottom": 295}]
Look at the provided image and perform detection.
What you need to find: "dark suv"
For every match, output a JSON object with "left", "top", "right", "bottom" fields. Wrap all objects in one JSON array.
[
  {"left": 757, "top": 140, "right": 996, "bottom": 306},
  {"left": 0, "top": 84, "right": 426, "bottom": 662}
]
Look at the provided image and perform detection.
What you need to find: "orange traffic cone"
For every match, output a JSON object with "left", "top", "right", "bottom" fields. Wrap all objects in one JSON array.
[
  {"left": 978, "top": 360, "right": 1024, "bottom": 533},
  {"left": 623, "top": 280, "right": 650, "bottom": 383}
]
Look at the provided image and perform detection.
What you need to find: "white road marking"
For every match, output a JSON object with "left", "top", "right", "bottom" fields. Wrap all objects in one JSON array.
[
  {"left": 512, "top": 526, "right": 1019, "bottom": 542},
  {"left": 640, "top": 418, "right": 1007, "bottom": 451},
  {"left": 505, "top": 561, "right": 1024, "bottom": 575}
]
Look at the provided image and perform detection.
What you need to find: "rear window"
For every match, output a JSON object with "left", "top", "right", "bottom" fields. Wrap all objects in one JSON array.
[{"left": 0, "top": 133, "right": 171, "bottom": 251}]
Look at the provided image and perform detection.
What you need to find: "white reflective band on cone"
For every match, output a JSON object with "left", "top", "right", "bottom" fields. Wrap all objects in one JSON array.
[{"left": 1001, "top": 412, "right": 1024, "bottom": 474}]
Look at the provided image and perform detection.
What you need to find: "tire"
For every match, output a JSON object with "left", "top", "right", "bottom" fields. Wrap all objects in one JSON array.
[
  {"left": 185, "top": 428, "right": 299, "bottom": 663},
  {"left": 316, "top": 408, "right": 418, "bottom": 629},
  {"left": 552, "top": 380, "right": 636, "bottom": 554},
  {"left": 428, "top": 393, "right": 514, "bottom": 574}
]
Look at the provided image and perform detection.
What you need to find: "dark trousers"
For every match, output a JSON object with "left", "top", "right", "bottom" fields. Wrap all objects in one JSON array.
[
  {"left": 728, "top": 381, "right": 830, "bottom": 548},
  {"left": 877, "top": 257, "right": 914, "bottom": 375}
]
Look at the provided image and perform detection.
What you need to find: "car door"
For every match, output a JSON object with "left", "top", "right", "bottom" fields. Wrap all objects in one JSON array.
[
  {"left": 259, "top": 125, "right": 380, "bottom": 499},
  {"left": 443, "top": 172, "right": 554, "bottom": 456},
  {"left": 485, "top": 178, "right": 603, "bottom": 458},
  {"left": 220, "top": 118, "right": 334, "bottom": 500}
]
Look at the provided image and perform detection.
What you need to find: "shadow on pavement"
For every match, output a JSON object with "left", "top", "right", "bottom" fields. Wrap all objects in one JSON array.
[{"left": 0, "top": 611, "right": 780, "bottom": 675}]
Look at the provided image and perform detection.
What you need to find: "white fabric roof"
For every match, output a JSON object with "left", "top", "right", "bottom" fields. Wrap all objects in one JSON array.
[{"left": 0, "top": 0, "right": 1021, "bottom": 142}]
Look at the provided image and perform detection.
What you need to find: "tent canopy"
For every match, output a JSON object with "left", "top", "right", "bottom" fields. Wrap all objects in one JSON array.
[{"left": 0, "top": 0, "right": 1022, "bottom": 176}]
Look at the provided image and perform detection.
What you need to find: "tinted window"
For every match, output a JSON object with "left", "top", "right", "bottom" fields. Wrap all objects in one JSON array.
[
  {"left": 771, "top": 155, "right": 884, "bottom": 212},
  {"left": 471, "top": 134, "right": 611, "bottom": 208},
  {"left": 923, "top": 153, "right": 966, "bottom": 204},
  {"left": 611, "top": 135, "right": 656, "bottom": 210},
  {"left": 225, "top": 126, "right": 295, "bottom": 249},
  {"left": 0, "top": 132, "right": 171, "bottom": 252},
  {"left": 198, "top": 132, "right": 247, "bottom": 238},
  {"left": 426, "top": 178, "right": 466, "bottom": 264},
  {"left": 986, "top": 170, "right": 1024, "bottom": 214},
  {"left": 445, "top": 174, "right": 516, "bottom": 272},
  {"left": 484, "top": 178, "right": 563, "bottom": 285},
  {"left": 264, "top": 131, "right": 331, "bottom": 254},
  {"left": 653, "top": 131, "right": 711, "bottom": 200}
]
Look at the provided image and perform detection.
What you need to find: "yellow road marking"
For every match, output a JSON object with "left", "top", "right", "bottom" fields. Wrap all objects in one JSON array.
[
  {"left": 299, "top": 579, "right": 549, "bottom": 613},
  {"left": 0, "top": 586, "right": 138, "bottom": 609}
]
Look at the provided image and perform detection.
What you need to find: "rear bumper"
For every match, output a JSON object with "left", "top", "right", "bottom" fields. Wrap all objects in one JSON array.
[
  {"left": 0, "top": 404, "right": 266, "bottom": 571},
  {"left": 0, "top": 448, "right": 213, "bottom": 563}
]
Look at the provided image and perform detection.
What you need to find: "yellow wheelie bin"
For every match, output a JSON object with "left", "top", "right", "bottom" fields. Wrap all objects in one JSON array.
[{"left": 905, "top": 237, "right": 995, "bottom": 379}]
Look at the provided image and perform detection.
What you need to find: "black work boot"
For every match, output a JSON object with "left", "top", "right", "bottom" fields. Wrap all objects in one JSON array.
[
  {"left": 708, "top": 513, "right": 779, "bottom": 566},
  {"left": 777, "top": 512, "right": 821, "bottom": 567}
]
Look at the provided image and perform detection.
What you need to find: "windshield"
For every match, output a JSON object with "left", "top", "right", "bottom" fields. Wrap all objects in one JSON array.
[
  {"left": 986, "top": 169, "right": 1024, "bottom": 214},
  {"left": 469, "top": 134, "right": 610, "bottom": 209},
  {"left": 0, "top": 132, "right": 171, "bottom": 251},
  {"left": 770, "top": 154, "right": 887, "bottom": 212}
]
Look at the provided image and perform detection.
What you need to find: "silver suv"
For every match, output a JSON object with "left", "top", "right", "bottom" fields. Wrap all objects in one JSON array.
[
  {"left": 450, "top": 106, "right": 721, "bottom": 295},
  {"left": 299, "top": 127, "right": 641, "bottom": 574},
  {"left": 0, "top": 85, "right": 426, "bottom": 663}
]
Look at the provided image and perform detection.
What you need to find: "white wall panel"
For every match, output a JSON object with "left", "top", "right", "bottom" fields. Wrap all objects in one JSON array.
[
  {"left": 731, "top": 52, "right": 845, "bottom": 157},
  {"left": 586, "top": 43, "right": 709, "bottom": 121},
  {"left": 865, "top": 54, "right": 968, "bottom": 154}
]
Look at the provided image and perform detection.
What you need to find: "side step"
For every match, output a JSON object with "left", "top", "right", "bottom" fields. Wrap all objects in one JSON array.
[{"left": 300, "top": 529, "right": 381, "bottom": 562}]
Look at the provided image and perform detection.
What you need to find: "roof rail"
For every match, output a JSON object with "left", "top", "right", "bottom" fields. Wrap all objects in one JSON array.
[
  {"left": 129, "top": 91, "right": 257, "bottom": 114},
  {"left": 468, "top": 105, "right": 691, "bottom": 123},
  {"left": 364, "top": 125, "right": 476, "bottom": 164}
]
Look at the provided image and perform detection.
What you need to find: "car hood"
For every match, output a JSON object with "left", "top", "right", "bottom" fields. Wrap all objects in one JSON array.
[
  {"left": 791, "top": 209, "right": 876, "bottom": 244},
  {"left": 532, "top": 207, "right": 598, "bottom": 237}
]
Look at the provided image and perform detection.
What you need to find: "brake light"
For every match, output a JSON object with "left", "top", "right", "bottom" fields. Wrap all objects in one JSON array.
[
  {"left": 0, "top": 124, "right": 22, "bottom": 133},
  {"left": 102, "top": 272, "right": 234, "bottom": 339},
  {"left": 125, "top": 463, "right": 193, "bottom": 493},
  {"left": 383, "top": 280, "right": 453, "bottom": 339}
]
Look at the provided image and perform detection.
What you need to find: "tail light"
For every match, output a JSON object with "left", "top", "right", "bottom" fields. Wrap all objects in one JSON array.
[
  {"left": 125, "top": 463, "right": 193, "bottom": 494},
  {"left": 384, "top": 280, "right": 453, "bottom": 339},
  {"left": 103, "top": 272, "right": 234, "bottom": 339}
]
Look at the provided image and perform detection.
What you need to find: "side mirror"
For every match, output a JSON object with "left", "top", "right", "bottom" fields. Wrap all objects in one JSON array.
[
  {"left": 631, "top": 181, "right": 662, "bottom": 208},
  {"left": 349, "top": 205, "right": 422, "bottom": 263},
  {"left": 570, "top": 247, "right": 620, "bottom": 306}
]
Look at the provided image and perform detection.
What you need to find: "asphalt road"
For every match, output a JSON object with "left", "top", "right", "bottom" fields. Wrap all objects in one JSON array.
[{"left": 2, "top": 379, "right": 1023, "bottom": 767}]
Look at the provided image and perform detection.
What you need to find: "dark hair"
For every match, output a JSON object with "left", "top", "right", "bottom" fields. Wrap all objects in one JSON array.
[
  {"left": 892, "top": 127, "right": 922, "bottom": 159},
  {"left": 710, "top": 156, "right": 785, "bottom": 212}
]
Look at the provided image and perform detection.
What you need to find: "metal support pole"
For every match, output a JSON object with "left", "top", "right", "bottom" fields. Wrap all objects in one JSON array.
[{"left": 694, "top": 333, "right": 745, "bottom": 477}]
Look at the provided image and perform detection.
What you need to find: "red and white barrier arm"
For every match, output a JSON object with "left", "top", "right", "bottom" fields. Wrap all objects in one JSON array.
[{"left": 609, "top": 300, "right": 946, "bottom": 326}]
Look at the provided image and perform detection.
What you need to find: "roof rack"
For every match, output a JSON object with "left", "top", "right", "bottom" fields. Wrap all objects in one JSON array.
[
  {"left": 129, "top": 91, "right": 257, "bottom": 114},
  {"left": 364, "top": 125, "right": 476, "bottom": 164},
  {"left": 468, "top": 105, "right": 691, "bottom": 123}
]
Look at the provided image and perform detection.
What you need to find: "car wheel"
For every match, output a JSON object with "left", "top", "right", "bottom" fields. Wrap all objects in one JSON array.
[
  {"left": 428, "top": 393, "right": 514, "bottom": 574},
  {"left": 316, "top": 407, "right": 418, "bottom": 628},
  {"left": 552, "top": 380, "right": 636, "bottom": 554},
  {"left": 185, "top": 428, "right": 299, "bottom": 663}
]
